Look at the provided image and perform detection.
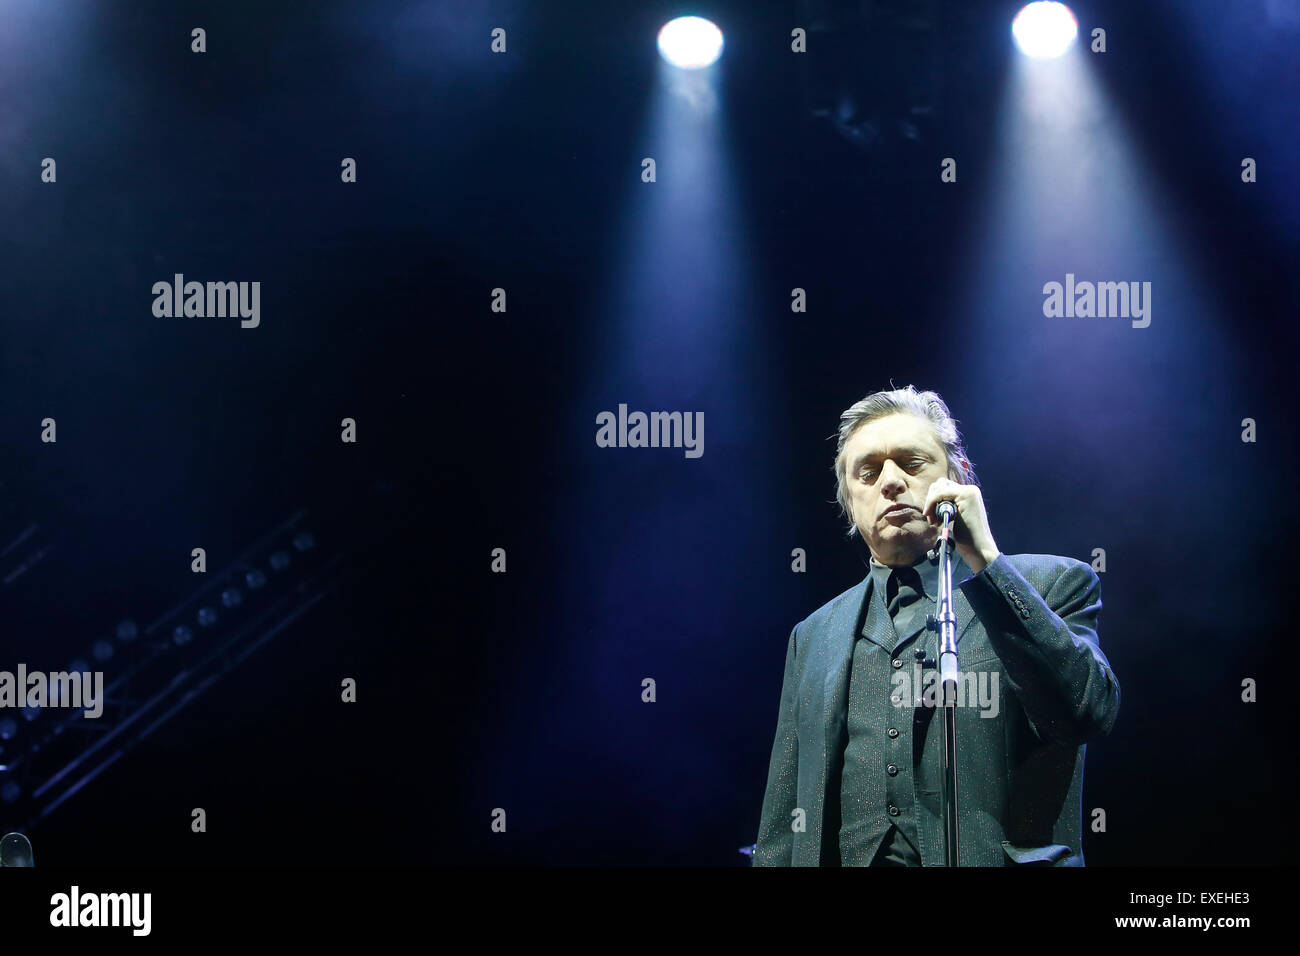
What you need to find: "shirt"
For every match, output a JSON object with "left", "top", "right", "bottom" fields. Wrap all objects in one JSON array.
[{"left": 839, "top": 545, "right": 944, "bottom": 866}]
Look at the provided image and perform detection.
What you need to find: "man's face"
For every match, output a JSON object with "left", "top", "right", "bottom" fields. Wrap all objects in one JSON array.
[{"left": 843, "top": 413, "right": 951, "bottom": 566}]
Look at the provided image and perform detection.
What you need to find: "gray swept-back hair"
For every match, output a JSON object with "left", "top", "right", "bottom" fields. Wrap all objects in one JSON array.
[{"left": 831, "top": 385, "right": 979, "bottom": 538}]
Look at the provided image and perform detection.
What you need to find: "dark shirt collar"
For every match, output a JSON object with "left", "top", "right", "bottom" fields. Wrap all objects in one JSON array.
[{"left": 868, "top": 544, "right": 941, "bottom": 602}]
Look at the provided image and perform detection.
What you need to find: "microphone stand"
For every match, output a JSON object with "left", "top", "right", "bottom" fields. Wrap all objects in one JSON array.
[{"left": 932, "top": 504, "right": 961, "bottom": 866}]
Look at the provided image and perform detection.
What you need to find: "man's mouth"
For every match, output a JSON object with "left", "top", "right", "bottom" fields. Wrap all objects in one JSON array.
[{"left": 882, "top": 504, "right": 916, "bottom": 519}]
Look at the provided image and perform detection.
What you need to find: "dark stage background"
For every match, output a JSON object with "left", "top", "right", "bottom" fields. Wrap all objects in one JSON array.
[{"left": 1, "top": 0, "right": 1297, "bottom": 866}]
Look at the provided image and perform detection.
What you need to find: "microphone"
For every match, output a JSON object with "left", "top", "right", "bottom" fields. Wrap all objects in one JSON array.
[
  {"left": 0, "top": 832, "right": 33, "bottom": 867},
  {"left": 928, "top": 500, "right": 957, "bottom": 560}
]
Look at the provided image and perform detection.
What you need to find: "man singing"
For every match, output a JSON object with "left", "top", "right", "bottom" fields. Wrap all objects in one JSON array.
[{"left": 754, "top": 385, "right": 1120, "bottom": 866}]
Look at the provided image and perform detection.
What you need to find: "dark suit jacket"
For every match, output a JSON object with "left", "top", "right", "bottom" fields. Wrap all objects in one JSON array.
[{"left": 754, "top": 551, "right": 1120, "bottom": 866}]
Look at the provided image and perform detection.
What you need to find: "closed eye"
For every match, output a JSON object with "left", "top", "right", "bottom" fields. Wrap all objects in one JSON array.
[{"left": 860, "top": 458, "right": 925, "bottom": 479}]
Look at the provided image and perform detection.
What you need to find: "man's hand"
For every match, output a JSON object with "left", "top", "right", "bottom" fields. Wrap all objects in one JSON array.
[{"left": 922, "top": 477, "right": 1000, "bottom": 574}]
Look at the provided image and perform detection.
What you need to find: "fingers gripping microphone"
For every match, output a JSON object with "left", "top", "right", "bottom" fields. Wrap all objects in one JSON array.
[{"left": 935, "top": 500, "right": 956, "bottom": 521}]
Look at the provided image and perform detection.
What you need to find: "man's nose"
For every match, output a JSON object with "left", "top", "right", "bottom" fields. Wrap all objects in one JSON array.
[{"left": 879, "top": 460, "right": 908, "bottom": 492}]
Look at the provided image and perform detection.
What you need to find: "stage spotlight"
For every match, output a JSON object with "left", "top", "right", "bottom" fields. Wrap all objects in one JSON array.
[
  {"left": 1012, "top": 2, "right": 1078, "bottom": 59},
  {"left": 657, "top": 16, "right": 724, "bottom": 70}
]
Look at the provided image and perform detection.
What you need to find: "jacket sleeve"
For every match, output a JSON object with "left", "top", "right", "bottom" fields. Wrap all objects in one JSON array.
[
  {"left": 959, "top": 555, "right": 1120, "bottom": 747},
  {"left": 753, "top": 623, "right": 801, "bottom": 866}
]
